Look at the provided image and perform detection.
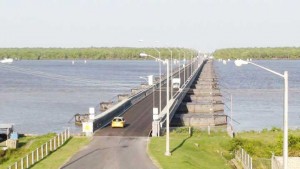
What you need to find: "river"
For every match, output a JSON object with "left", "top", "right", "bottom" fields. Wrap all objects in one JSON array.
[
  {"left": 214, "top": 60, "right": 300, "bottom": 131},
  {"left": 0, "top": 59, "right": 299, "bottom": 134}
]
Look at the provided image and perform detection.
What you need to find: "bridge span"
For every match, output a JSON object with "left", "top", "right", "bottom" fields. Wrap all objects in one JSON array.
[
  {"left": 93, "top": 57, "right": 204, "bottom": 137},
  {"left": 63, "top": 57, "right": 216, "bottom": 169}
]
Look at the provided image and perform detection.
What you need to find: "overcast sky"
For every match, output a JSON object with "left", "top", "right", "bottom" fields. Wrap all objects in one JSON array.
[{"left": 0, "top": 0, "right": 300, "bottom": 51}]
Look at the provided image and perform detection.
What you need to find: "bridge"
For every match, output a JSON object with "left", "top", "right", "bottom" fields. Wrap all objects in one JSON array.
[{"left": 62, "top": 57, "right": 227, "bottom": 169}]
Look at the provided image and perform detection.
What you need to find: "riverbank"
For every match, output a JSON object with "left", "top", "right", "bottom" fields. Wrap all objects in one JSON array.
[
  {"left": 148, "top": 128, "right": 300, "bottom": 169},
  {"left": 0, "top": 133, "right": 56, "bottom": 169},
  {"left": 2, "top": 128, "right": 300, "bottom": 169},
  {"left": 213, "top": 47, "right": 300, "bottom": 60},
  {"left": 0, "top": 47, "right": 195, "bottom": 60},
  {"left": 0, "top": 134, "right": 90, "bottom": 169},
  {"left": 148, "top": 128, "right": 232, "bottom": 169}
]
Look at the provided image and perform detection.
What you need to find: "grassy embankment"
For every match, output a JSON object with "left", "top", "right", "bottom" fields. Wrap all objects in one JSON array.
[
  {"left": 0, "top": 134, "right": 90, "bottom": 169},
  {"left": 148, "top": 128, "right": 300, "bottom": 169},
  {"left": 148, "top": 128, "right": 233, "bottom": 169},
  {"left": 0, "top": 133, "right": 56, "bottom": 169},
  {"left": 31, "top": 137, "right": 90, "bottom": 169},
  {"left": 232, "top": 128, "right": 300, "bottom": 169}
]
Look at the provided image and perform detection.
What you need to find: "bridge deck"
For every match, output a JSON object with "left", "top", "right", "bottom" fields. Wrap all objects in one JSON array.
[
  {"left": 94, "top": 64, "right": 193, "bottom": 137},
  {"left": 94, "top": 90, "right": 167, "bottom": 136}
]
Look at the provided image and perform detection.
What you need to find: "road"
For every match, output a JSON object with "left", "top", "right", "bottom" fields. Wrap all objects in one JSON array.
[
  {"left": 62, "top": 63, "right": 196, "bottom": 169},
  {"left": 93, "top": 62, "right": 193, "bottom": 137},
  {"left": 61, "top": 136, "right": 158, "bottom": 169},
  {"left": 94, "top": 89, "right": 166, "bottom": 136}
]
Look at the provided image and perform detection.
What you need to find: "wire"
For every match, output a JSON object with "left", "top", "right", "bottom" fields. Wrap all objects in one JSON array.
[{"left": 0, "top": 63, "right": 128, "bottom": 88}]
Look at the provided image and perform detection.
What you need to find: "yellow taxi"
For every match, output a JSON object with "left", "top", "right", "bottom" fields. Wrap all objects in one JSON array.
[{"left": 111, "top": 117, "right": 126, "bottom": 128}]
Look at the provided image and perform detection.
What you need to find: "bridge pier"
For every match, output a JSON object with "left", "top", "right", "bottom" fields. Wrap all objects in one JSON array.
[
  {"left": 171, "top": 60, "right": 227, "bottom": 127},
  {"left": 100, "top": 102, "right": 114, "bottom": 112},
  {"left": 118, "top": 94, "right": 130, "bottom": 102}
]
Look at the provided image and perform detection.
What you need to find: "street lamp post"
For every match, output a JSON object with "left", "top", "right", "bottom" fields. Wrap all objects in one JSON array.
[
  {"left": 174, "top": 48, "right": 181, "bottom": 87},
  {"left": 166, "top": 47, "right": 173, "bottom": 99},
  {"left": 234, "top": 59, "right": 289, "bottom": 169},
  {"left": 140, "top": 52, "right": 171, "bottom": 156},
  {"left": 153, "top": 48, "right": 162, "bottom": 114},
  {"left": 138, "top": 40, "right": 162, "bottom": 114},
  {"left": 190, "top": 52, "right": 193, "bottom": 77},
  {"left": 182, "top": 50, "right": 186, "bottom": 85}
]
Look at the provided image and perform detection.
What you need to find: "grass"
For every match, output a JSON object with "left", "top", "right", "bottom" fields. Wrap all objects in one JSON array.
[
  {"left": 234, "top": 128, "right": 300, "bottom": 157},
  {"left": 31, "top": 136, "right": 90, "bottom": 169},
  {"left": 0, "top": 133, "right": 56, "bottom": 169},
  {"left": 148, "top": 128, "right": 232, "bottom": 169},
  {"left": 0, "top": 134, "right": 90, "bottom": 169},
  {"left": 232, "top": 128, "right": 300, "bottom": 169}
]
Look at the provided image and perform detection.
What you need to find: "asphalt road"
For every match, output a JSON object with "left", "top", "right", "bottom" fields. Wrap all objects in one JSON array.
[
  {"left": 62, "top": 63, "right": 197, "bottom": 169},
  {"left": 94, "top": 63, "right": 192, "bottom": 137},
  {"left": 61, "top": 136, "right": 158, "bottom": 169},
  {"left": 94, "top": 89, "right": 166, "bottom": 137}
]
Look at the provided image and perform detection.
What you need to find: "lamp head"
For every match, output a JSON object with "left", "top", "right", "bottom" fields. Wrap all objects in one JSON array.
[
  {"left": 139, "top": 53, "right": 148, "bottom": 57},
  {"left": 234, "top": 59, "right": 249, "bottom": 67}
]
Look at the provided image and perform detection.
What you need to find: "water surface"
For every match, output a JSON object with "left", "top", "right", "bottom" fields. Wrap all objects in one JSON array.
[{"left": 214, "top": 60, "right": 300, "bottom": 131}]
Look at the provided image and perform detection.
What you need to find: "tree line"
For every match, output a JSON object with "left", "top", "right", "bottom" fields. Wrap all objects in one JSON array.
[
  {"left": 0, "top": 48, "right": 197, "bottom": 60},
  {"left": 213, "top": 47, "right": 300, "bottom": 59}
]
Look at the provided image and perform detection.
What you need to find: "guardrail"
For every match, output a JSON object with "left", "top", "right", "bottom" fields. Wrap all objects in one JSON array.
[
  {"left": 158, "top": 59, "right": 207, "bottom": 127},
  {"left": 7, "top": 129, "right": 70, "bottom": 169}
]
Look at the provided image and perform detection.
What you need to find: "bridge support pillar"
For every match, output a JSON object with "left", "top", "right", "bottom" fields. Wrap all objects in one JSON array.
[{"left": 152, "top": 120, "right": 160, "bottom": 137}]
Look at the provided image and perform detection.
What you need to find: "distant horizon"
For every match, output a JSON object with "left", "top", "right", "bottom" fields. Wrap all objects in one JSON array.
[
  {"left": 1, "top": 1, "right": 300, "bottom": 52},
  {"left": 0, "top": 45, "right": 300, "bottom": 52}
]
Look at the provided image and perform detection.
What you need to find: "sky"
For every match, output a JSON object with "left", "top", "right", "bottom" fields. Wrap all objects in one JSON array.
[{"left": 0, "top": 0, "right": 300, "bottom": 52}]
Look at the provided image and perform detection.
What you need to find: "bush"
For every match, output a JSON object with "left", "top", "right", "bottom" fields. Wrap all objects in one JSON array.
[
  {"left": 229, "top": 138, "right": 273, "bottom": 158},
  {"left": 275, "top": 134, "right": 300, "bottom": 156}
]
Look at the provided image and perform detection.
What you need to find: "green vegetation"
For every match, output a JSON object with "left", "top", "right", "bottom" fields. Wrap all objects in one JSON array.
[
  {"left": 31, "top": 137, "right": 90, "bottom": 169},
  {"left": 213, "top": 47, "right": 300, "bottom": 59},
  {"left": 0, "top": 133, "right": 56, "bottom": 169},
  {"left": 0, "top": 48, "right": 197, "bottom": 60},
  {"left": 230, "top": 128, "right": 300, "bottom": 169},
  {"left": 148, "top": 128, "right": 232, "bottom": 169},
  {"left": 148, "top": 128, "right": 300, "bottom": 169},
  {"left": 0, "top": 134, "right": 90, "bottom": 169},
  {"left": 231, "top": 128, "right": 300, "bottom": 158}
]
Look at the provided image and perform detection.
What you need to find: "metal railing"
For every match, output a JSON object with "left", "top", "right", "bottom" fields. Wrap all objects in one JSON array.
[
  {"left": 236, "top": 148, "right": 253, "bottom": 169},
  {"left": 7, "top": 128, "right": 70, "bottom": 169}
]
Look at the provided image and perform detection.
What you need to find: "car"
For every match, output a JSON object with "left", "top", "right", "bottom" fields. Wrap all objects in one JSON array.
[{"left": 111, "top": 117, "right": 126, "bottom": 128}]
